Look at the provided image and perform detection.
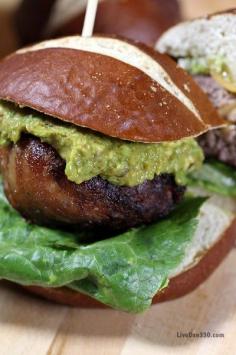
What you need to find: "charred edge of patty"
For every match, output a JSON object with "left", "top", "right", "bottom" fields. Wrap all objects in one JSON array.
[{"left": 0, "top": 135, "right": 186, "bottom": 235}]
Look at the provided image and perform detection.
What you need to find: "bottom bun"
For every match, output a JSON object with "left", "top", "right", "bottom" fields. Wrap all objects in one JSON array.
[{"left": 22, "top": 216, "right": 236, "bottom": 308}]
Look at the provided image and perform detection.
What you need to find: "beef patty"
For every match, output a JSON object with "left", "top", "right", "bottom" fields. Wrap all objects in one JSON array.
[
  {"left": 194, "top": 75, "right": 236, "bottom": 168},
  {"left": 0, "top": 135, "right": 185, "bottom": 233},
  {"left": 198, "top": 126, "right": 236, "bottom": 168},
  {"left": 194, "top": 75, "right": 236, "bottom": 114}
]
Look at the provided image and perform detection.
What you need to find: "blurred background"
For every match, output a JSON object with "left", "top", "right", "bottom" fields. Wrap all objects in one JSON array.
[{"left": 0, "top": 0, "right": 236, "bottom": 58}]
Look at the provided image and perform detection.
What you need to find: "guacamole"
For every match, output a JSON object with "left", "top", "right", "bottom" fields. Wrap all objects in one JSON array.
[
  {"left": 179, "top": 55, "right": 229, "bottom": 77},
  {"left": 179, "top": 57, "right": 210, "bottom": 75},
  {"left": 0, "top": 101, "right": 203, "bottom": 187}
]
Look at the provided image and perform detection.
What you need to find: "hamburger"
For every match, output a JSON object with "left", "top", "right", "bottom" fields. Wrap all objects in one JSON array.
[
  {"left": 156, "top": 9, "right": 236, "bottom": 197},
  {"left": 15, "top": 0, "right": 181, "bottom": 46},
  {"left": 0, "top": 35, "right": 233, "bottom": 313}
]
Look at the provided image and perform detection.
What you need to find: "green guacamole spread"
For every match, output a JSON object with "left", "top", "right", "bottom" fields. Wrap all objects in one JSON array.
[
  {"left": 179, "top": 57, "right": 210, "bottom": 75},
  {"left": 0, "top": 102, "right": 203, "bottom": 187},
  {"left": 179, "top": 55, "right": 227, "bottom": 76}
]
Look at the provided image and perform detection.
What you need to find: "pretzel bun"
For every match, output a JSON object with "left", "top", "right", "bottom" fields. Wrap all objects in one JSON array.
[
  {"left": 156, "top": 8, "right": 236, "bottom": 60},
  {"left": 22, "top": 196, "right": 236, "bottom": 308},
  {"left": 0, "top": 36, "right": 224, "bottom": 142}
]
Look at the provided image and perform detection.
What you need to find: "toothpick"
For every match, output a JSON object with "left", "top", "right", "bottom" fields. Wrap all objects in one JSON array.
[{"left": 82, "top": 0, "right": 99, "bottom": 37}]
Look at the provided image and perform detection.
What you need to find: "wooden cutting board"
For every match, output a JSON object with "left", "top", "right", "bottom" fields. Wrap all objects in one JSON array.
[
  {"left": 0, "top": 1, "right": 236, "bottom": 354},
  {"left": 1, "top": 251, "right": 236, "bottom": 355}
]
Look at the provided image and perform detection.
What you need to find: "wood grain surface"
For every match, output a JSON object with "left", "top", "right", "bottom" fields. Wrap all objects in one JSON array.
[{"left": 0, "top": 1, "right": 236, "bottom": 354}]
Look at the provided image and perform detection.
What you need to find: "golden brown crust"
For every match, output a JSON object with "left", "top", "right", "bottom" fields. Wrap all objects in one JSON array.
[
  {"left": 22, "top": 218, "right": 236, "bottom": 309},
  {"left": 137, "top": 43, "right": 224, "bottom": 128},
  {"left": 155, "top": 217, "right": 236, "bottom": 302},
  {"left": 23, "top": 286, "right": 106, "bottom": 308},
  {"left": 207, "top": 8, "right": 236, "bottom": 19},
  {"left": 0, "top": 39, "right": 225, "bottom": 142}
]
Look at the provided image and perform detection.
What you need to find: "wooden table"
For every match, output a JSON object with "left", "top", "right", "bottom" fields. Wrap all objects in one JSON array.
[{"left": 0, "top": 1, "right": 236, "bottom": 354}]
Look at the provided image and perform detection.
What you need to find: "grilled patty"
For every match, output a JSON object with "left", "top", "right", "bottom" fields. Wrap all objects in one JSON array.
[
  {"left": 194, "top": 75, "right": 236, "bottom": 168},
  {"left": 194, "top": 75, "right": 236, "bottom": 113},
  {"left": 0, "top": 135, "right": 185, "bottom": 233}
]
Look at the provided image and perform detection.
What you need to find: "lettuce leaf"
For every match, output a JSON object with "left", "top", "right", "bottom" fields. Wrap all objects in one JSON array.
[
  {"left": 0, "top": 181, "right": 204, "bottom": 313},
  {"left": 187, "top": 159, "right": 236, "bottom": 197}
]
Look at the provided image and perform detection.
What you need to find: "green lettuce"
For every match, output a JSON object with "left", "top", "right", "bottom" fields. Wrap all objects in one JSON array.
[
  {"left": 188, "top": 159, "right": 236, "bottom": 197},
  {"left": 0, "top": 180, "right": 204, "bottom": 313}
]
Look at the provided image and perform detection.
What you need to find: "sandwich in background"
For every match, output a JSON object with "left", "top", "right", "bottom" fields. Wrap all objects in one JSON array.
[{"left": 157, "top": 10, "right": 236, "bottom": 197}]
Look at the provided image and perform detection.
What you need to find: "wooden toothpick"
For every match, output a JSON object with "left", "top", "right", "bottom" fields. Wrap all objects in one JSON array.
[{"left": 82, "top": 0, "right": 99, "bottom": 37}]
